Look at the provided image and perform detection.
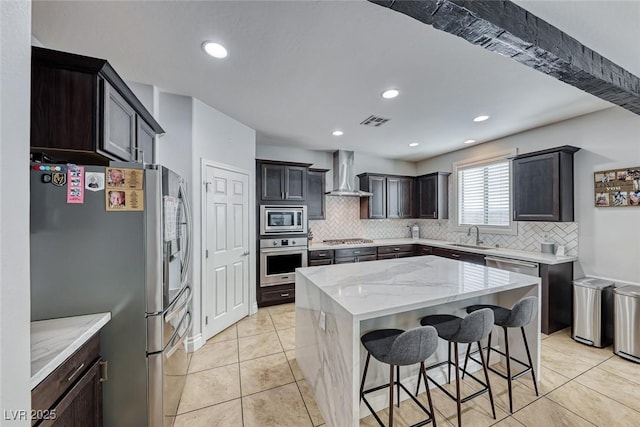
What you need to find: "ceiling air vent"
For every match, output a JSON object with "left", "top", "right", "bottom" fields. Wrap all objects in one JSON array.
[{"left": 360, "top": 115, "right": 390, "bottom": 127}]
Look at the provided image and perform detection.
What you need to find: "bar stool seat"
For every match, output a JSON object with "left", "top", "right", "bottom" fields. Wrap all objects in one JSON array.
[
  {"left": 463, "top": 296, "right": 539, "bottom": 413},
  {"left": 360, "top": 326, "right": 439, "bottom": 427},
  {"left": 418, "top": 309, "right": 496, "bottom": 427}
]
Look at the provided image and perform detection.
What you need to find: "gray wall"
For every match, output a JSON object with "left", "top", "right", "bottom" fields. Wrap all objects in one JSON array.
[
  {"left": 1, "top": 0, "right": 32, "bottom": 422},
  {"left": 417, "top": 107, "right": 640, "bottom": 284}
]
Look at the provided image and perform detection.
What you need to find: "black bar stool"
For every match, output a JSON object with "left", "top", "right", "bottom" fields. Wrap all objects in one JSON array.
[
  {"left": 462, "top": 296, "right": 539, "bottom": 413},
  {"left": 416, "top": 309, "right": 496, "bottom": 427},
  {"left": 360, "top": 326, "right": 439, "bottom": 427}
]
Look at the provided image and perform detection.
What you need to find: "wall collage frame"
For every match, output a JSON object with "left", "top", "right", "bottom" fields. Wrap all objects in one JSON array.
[{"left": 594, "top": 167, "right": 640, "bottom": 207}]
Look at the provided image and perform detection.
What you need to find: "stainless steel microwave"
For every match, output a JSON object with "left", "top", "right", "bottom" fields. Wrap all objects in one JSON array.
[{"left": 260, "top": 205, "right": 307, "bottom": 235}]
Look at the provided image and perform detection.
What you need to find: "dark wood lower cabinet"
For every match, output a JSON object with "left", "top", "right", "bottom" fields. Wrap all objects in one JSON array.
[
  {"left": 259, "top": 284, "right": 295, "bottom": 307},
  {"left": 32, "top": 334, "right": 103, "bottom": 427},
  {"left": 540, "top": 262, "right": 573, "bottom": 334}
]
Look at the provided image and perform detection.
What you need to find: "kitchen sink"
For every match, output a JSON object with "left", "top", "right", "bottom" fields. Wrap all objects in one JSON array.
[{"left": 449, "top": 243, "right": 493, "bottom": 250}]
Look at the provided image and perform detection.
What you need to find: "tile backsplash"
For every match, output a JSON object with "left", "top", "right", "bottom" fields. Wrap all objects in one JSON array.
[{"left": 309, "top": 196, "right": 578, "bottom": 256}]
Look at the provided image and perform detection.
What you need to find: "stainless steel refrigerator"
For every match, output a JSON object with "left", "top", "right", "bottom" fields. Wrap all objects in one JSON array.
[{"left": 30, "top": 163, "right": 193, "bottom": 427}]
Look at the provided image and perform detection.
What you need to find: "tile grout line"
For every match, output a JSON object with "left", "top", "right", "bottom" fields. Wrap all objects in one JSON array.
[
  {"left": 236, "top": 324, "right": 245, "bottom": 427},
  {"left": 270, "top": 308, "right": 317, "bottom": 426},
  {"left": 553, "top": 353, "right": 640, "bottom": 418}
]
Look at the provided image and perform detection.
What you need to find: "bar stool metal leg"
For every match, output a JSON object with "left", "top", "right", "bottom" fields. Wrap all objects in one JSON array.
[
  {"left": 420, "top": 362, "right": 437, "bottom": 427},
  {"left": 389, "top": 364, "right": 395, "bottom": 427},
  {"left": 477, "top": 340, "right": 496, "bottom": 419},
  {"left": 454, "top": 343, "right": 462, "bottom": 427},
  {"left": 397, "top": 366, "right": 401, "bottom": 408},
  {"left": 448, "top": 342, "right": 452, "bottom": 384},
  {"left": 361, "top": 352, "right": 371, "bottom": 402},
  {"left": 521, "top": 327, "right": 539, "bottom": 396},
  {"left": 504, "top": 327, "right": 513, "bottom": 413}
]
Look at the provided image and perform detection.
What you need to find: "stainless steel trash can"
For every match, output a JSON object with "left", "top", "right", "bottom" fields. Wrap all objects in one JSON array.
[
  {"left": 573, "top": 277, "right": 614, "bottom": 347},
  {"left": 614, "top": 285, "right": 640, "bottom": 363}
]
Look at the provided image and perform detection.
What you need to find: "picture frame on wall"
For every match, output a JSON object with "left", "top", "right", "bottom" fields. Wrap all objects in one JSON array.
[{"left": 594, "top": 167, "right": 640, "bottom": 207}]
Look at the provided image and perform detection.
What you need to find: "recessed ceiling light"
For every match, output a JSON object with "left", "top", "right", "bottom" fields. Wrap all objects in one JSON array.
[
  {"left": 202, "top": 41, "right": 228, "bottom": 59},
  {"left": 408, "top": 142, "right": 419, "bottom": 147},
  {"left": 464, "top": 139, "right": 477, "bottom": 144},
  {"left": 473, "top": 115, "right": 490, "bottom": 122},
  {"left": 381, "top": 89, "right": 399, "bottom": 99},
  {"left": 332, "top": 130, "right": 344, "bottom": 136}
]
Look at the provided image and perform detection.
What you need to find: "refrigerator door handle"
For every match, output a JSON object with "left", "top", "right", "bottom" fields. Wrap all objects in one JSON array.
[
  {"left": 178, "top": 181, "right": 193, "bottom": 286},
  {"left": 165, "top": 284, "right": 192, "bottom": 323},
  {"left": 165, "top": 311, "right": 192, "bottom": 359}
]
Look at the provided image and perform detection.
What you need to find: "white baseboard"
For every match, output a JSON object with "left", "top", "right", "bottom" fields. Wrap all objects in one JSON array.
[
  {"left": 184, "top": 333, "right": 205, "bottom": 353},
  {"left": 251, "top": 302, "right": 259, "bottom": 315}
]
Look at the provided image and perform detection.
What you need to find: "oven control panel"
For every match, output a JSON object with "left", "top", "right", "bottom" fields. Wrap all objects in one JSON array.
[{"left": 260, "top": 237, "right": 309, "bottom": 248}]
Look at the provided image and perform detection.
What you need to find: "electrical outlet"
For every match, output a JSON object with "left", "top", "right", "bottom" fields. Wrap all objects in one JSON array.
[{"left": 319, "top": 311, "right": 326, "bottom": 331}]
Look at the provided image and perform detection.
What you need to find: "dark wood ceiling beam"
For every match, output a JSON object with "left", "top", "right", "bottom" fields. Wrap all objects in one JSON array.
[{"left": 369, "top": 0, "right": 640, "bottom": 115}]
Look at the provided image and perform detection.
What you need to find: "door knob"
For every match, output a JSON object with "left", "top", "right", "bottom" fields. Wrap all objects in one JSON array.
[{"left": 242, "top": 251, "right": 250, "bottom": 256}]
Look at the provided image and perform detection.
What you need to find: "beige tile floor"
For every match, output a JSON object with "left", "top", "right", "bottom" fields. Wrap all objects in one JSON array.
[{"left": 176, "top": 304, "right": 640, "bottom": 426}]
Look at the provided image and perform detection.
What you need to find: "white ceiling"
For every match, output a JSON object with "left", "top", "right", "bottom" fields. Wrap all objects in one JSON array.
[{"left": 32, "top": 1, "right": 639, "bottom": 162}]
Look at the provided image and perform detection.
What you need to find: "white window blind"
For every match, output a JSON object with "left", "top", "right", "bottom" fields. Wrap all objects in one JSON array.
[{"left": 458, "top": 159, "right": 510, "bottom": 227}]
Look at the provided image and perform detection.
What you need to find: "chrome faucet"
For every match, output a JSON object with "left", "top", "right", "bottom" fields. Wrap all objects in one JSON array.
[{"left": 467, "top": 225, "right": 483, "bottom": 246}]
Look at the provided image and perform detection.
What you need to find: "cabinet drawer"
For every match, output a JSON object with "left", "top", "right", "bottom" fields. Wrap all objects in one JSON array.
[
  {"left": 309, "top": 250, "right": 334, "bottom": 260},
  {"left": 309, "top": 259, "right": 333, "bottom": 266},
  {"left": 32, "top": 334, "right": 100, "bottom": 416},
  {"left": 334, "top": 247, "right": 376, "bottom": 258},
  {"left": 377, "top": 245, "right": 415, "bottom": 255},
  {"left": 433, "top": 248, "right": 485, "bottom": 265},
  {"left": 417, "top": 245, "right": 433, "bottom": 255},
  {"left": 261, "top": 287, "right": 295, "bottom": 304}
]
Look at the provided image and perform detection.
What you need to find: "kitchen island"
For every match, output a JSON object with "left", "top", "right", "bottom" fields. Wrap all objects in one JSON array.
[{"left": 295, "top": 256, "right": 541, "bottom": 427}]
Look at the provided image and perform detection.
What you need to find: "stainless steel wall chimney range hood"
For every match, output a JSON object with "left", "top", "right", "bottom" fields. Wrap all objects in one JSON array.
[{"left": 326, "top": 150, "right": 372, "bottom": 197}]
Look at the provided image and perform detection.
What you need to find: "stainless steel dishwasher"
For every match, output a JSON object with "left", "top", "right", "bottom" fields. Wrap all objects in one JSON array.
[{"left": 485, "top": 256, "right": 540, "bottom": 277}]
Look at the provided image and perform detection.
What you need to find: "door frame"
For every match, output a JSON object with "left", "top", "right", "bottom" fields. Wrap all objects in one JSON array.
[{"left": 200, "top": 159, "right": 257, "bottom": 341}]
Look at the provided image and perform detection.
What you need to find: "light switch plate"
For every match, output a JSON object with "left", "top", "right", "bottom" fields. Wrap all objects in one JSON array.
[{"left": 319, "top": 311, "right": 326, "bottom": 331}]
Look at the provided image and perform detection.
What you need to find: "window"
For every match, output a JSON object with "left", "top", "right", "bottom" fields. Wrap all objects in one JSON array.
[{"left": 453, "top": 150, "right": 516, "bottom": 234}]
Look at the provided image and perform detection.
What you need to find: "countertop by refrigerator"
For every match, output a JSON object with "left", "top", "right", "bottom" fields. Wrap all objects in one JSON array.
[{"left": 31, "top": 312, "right": 111, "bottom": 389}]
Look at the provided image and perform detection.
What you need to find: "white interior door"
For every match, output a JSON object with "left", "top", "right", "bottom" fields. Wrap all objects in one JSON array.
[{"left": 203, "top": 164, "right": 250, "bottom": 339}]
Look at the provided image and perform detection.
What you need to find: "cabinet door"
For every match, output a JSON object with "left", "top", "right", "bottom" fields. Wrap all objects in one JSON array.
[
  {"left": 45, "top": 360, "right": 102, "bottom": 427},
  {"left": 102, "top": 82, "right": 136, "bottom": 161},
  {"left": 368, "top": 176, "right": 387, "bottom": 219},
  {"left": 418, "top": 175, "right": 438, "bottom": 218},
  {"left": 261, "top": 164, "right": 285, "bottom": 201},
  {"left": 399, "top": 178, "right": 414, "bottom": 218},
  {"left": 334, "top": 257, "right": 356, "bottom": 264},
  {"left": 513, "top": 153, "right": 559, "bottom": 221},
  {"left": 135, "top": 117, "right": 155, "bottom": 165},
  {"left": 387, "top": 177, "right": 401, "bottom": 218},
  {"left": 307, "top": 170, "right": 326, "bottom": 219},
  {"left": 284, "top": 166, "right": 307, "bottom": 200}
]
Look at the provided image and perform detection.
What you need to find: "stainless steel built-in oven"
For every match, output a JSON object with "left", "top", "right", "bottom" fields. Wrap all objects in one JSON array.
[
  {"left": 260, "top": 237, "right": 308, "bottom": 286},
  {"left": 260, "top": 205, "right": 307, "bottom": 235}
]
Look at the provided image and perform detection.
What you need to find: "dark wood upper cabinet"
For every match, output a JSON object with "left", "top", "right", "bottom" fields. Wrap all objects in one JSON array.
[
  {"left": 30, "top": 47, "right": 163, "bottom": 165},
  {"left": 258, "top": 160, "right": 310, "bottom": 202},
  {"left": 307, "top": 168, "right": 328, "bottom": 220},
  {"left": 513, "top": 146, "right": 580, "bottom": 222},
  {"left": 358, "top": 174, "right": 387, "bottom": 219},
  {"left": 387, "top": 177, "right": 414, "bottom": 218},
  {"left": 417, "top": 172, "right": 450, "bottom": 219},
  {"left": 359, "top": 173, "right": 415, "bottom": 219}
]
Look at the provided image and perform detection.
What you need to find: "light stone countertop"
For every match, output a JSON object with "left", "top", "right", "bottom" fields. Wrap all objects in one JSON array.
[
  {"left": 31, "top": 312, "right": 111, "bottom": 389},
  {"left": 308, "top": 237, "right": 577, "bottom": 265},
  {"left": 296, "top": 255, "right": 541, "bottom": 320}
]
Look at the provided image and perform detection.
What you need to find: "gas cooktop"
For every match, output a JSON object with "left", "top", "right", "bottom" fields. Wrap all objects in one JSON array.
[{"left": 321, "top": 238, "right": 374, "bottom": 246}]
